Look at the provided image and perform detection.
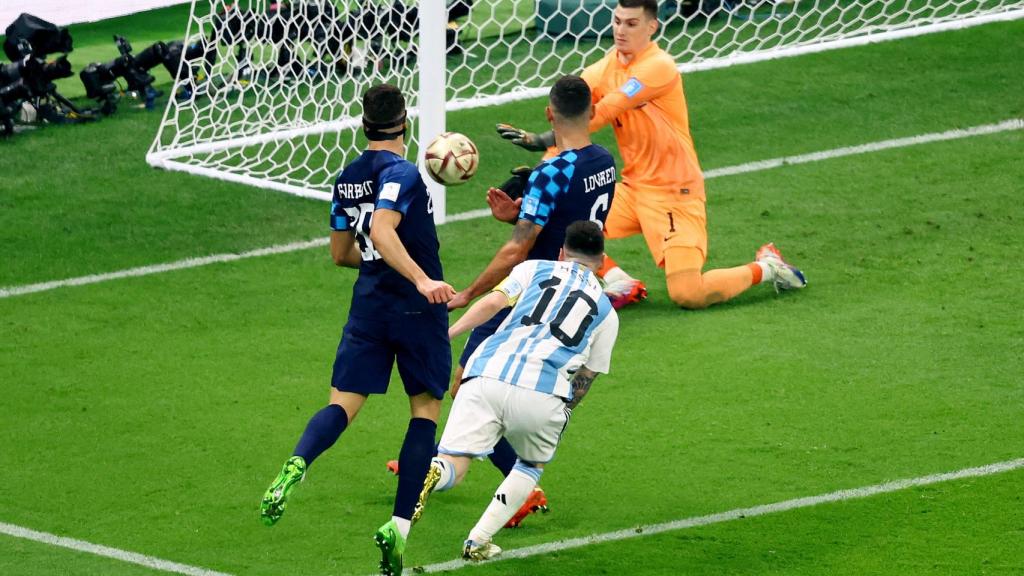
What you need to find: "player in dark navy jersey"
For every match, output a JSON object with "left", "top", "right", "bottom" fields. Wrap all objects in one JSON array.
[
  {"left": 259, "top": 83, "right": 454, "bottom": 576},
  {"left": 432, "top": 75, "right": 616, "bottom": 527}
]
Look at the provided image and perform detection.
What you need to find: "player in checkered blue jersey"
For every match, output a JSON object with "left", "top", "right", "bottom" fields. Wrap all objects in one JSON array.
[
  {"left": 422, "top": 74, "right": 616, "bottom": 527},
  {"left": 384, "top": 75, "right": 615, "bottom": 523}
]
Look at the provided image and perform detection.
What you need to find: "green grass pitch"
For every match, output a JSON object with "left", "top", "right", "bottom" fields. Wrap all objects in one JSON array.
[{"left": 1, "top": 6, "right": 1023, "bottom": 576}]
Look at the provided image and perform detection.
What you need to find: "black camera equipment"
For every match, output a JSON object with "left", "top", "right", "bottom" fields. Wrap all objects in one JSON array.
[
  {"left": 0, "top": 13, "right": 89, "bottom": 134},
  {"left": 0, "top": 62, "right": 34, "bottom": 134},
  {"left": 0, "top": 55, "right": 80, "bottom": 134},
  {"left": 79, "top": 36, "right": 173, "bottom": 114},
  {"left": 162, "top": 39, "right": 218, "bottom": 100},
  {"left": 3, "top": 13, "right": 73, "bottom": 60}
]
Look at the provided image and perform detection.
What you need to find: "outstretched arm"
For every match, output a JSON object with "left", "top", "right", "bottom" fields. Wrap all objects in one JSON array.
[
  {"left": 566, "top": 367, "right": 599, "bottom": 410},
  {"left": 448, "top": 219, "right": 540, "bottom": 309},
  {"left": 449, "top": 290, "right": 510, "bottom": 340},
  {"left": 370, "top": 208, "right": 455, "bottom": 304},
  {"left": 587, "top": 62, "right": 678, "bottom": 133},
  {"left": 495, "top": 124, "right": 555, "bottom": 152}
]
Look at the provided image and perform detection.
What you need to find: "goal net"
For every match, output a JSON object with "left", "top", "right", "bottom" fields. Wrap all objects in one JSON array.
[{"left": 147, "top": 0, "right": 1024, "bottom": 221}]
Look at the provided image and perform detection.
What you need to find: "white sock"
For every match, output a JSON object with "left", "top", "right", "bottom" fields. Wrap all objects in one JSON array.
[
  {"left": 391, "top": 516, "right": 411, "bottom": 539},
  {"left": 602, "top": 266, "right": 631, "bottom": 285},
  {"left": 432, "top": 457, "right": 457, "bottom": 492},
  {"left": 755, "top": 261, "right": 774, "bottom": 284},
  {"left": 468, "top": 465, "right": 541, "bottom": 543}
]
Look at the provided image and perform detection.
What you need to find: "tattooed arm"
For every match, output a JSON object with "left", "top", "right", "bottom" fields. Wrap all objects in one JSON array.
[
  {"left": 447, "top": 219, "right": 541, "bottom": 310},
  {"left": 565, "top": 367, "right": 599, "bottom": 410}
]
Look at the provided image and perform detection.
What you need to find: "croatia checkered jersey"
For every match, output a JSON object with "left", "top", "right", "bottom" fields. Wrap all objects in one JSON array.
[
  {"left": 330, "top": 149, "right": 444, "bottom": 317},
  {"left": 520, "top": 145, "right": 616, "bottom": 260},
  {"left": 464, "top": 260, "right": 619, "bottom": 401}
]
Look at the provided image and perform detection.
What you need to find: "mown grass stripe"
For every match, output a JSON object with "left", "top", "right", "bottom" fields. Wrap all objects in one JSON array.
[
  {"left": 0, "top": 522, "right": 234, "bottom": 576},
  {"left": 2, "top": 118, "right": 1020, "bottom": 300},
  {"left": 414, "top": 457, "right": 1024, "bottom": 574}
]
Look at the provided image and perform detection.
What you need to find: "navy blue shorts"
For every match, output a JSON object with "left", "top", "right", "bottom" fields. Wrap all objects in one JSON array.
[
  {"left": 458, "top": 307, "right": 512, "bottom": 368},
  {"left": 332, "top": 309, "right": 450, "bottom": 399}
]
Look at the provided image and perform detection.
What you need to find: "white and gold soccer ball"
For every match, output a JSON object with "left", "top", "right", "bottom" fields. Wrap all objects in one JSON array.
[{"left": 424, "top": 131, "right": 479, "bottom": 186}]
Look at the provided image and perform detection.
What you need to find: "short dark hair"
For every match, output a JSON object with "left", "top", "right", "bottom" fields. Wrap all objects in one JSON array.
[
  {"left": 564, "top": 220, "right": 605, "bottom": 258},
  {"left": 549, "top": 75, "right": 592, "bottom": 121},
  {"left": 618, "top": 0, "right": 659, "bottom": 20},
  {"left": 362, "top": 83, "right": 406, "bottom": 124}
]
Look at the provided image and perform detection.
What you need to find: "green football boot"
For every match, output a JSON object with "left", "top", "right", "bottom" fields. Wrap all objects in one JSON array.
[
  {"left": 411, "top": 462, "right": 442, "bottom": 525},
  {"left": 373, "top": 519, "right": 406, "bottom": 576},
  {"left": 260, "top": 455, "right": 306, "bottom": 526}
]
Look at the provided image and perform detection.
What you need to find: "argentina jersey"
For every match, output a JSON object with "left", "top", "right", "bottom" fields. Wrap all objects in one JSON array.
[
  {"left": 330, "top": 149, "right": 444, "bottom": 317},
  {"left": 464, "top": 260, "right": 619, "bottom": 401},
  {"left": 520, "top": 144, "right": 616, "bottom": 260}
]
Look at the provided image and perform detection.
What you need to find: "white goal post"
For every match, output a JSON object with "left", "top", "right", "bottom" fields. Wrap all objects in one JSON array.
[{"left": 147, "top": 0, "right": 1024, "bottom": 224}]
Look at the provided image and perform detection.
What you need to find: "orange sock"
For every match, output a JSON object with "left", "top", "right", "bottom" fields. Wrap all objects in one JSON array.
[
  {"left": 747, "top": 262, "right": 762, "bottom": 286},
  {"left": 702, "top": 265, "right": 758, "bottom": 302},
  {"left": 597, "top": 254, "right": 620, "bottom": 278},
  {"left": 668, "top": 265, "right": 756, "bottom": 309}
]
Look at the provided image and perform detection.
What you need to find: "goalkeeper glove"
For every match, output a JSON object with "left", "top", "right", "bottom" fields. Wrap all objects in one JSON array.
[
  {"left": 496, "top": 165, "right": 534, "bottom": 200},
  {"left": 495, "top": 123, "right": 555, "bottom": 152}
]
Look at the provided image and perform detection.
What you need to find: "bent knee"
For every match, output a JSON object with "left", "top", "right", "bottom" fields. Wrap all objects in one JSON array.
[
  {"left": 669, "top": 289, "right": 709, "bottom": 309},
  {"left": 667, "top": 270, "right": 708, "bottom": 309}
]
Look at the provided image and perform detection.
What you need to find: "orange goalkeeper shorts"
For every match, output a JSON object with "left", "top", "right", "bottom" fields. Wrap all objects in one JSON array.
[{"left": 604, "top": 181, "right": 708, "bottom": 273}]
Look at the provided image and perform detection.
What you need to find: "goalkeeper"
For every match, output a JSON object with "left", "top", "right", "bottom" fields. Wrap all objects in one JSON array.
[{"left": 496, "top": 0, "right": 807, "bottom": 309}]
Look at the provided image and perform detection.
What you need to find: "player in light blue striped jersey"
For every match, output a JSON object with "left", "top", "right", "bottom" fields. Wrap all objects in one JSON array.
[
  {"left": 461, "top": 258, "right": 616, "bottom": 398},
  {"left": 412, "top": 221, "right": 619, "bottom": 561}
]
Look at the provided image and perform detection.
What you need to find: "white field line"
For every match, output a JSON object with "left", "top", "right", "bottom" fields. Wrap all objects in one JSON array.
[
  {"left": 411, "top": 457, "right": 1024, "bottom": 574},
  {"left": 3, "top": 458, "right": 1019, "bottom": 576},
  {"left": 0, "top": 238, "right": 328, "bottom": 299},
  {"left": 703, "top": 118, "right": 1024, "bottom": 179},
  {"left": 2, "top": 118, "right": 1021, "bottom": 301},
  {"left": 0, "top": 521, "right": 233, "bottom": 576}
]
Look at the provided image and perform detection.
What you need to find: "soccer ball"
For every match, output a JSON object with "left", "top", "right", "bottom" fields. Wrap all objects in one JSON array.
[{"left": 424, "top": 132, "right": 479, "bottom": 186}]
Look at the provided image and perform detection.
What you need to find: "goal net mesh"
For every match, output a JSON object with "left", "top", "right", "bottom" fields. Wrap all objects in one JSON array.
[{"left": 148, "top": 0, "right": 1024, "bottom": 206}]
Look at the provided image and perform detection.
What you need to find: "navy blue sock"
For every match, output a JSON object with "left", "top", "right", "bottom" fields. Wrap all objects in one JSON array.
[
  {"left": 293, "top": 404, "right": 348, "bottom": 466},
  {"left": 392, "top": 417, "right": 438, "bottom": 520},
  {"left": 488, "top": 436, "right": 518, "bottom": 477}
]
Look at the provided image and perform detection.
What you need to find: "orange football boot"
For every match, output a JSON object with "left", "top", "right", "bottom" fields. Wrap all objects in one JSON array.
[{"left": 504, "top": 487, "right": 549, "bottom": 528}]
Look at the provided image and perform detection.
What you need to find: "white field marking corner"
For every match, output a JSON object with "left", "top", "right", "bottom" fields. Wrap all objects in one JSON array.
[
  {"left": 410, "top": 457, "right": 1024, "bottom": 574},
  {"left": 1, "top": 118, "right": 1021, "bottom": 301},
  {"left": 0, "top": 521, "right": 233, "bottom": 576}
]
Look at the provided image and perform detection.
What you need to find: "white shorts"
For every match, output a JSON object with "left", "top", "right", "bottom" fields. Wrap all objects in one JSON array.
[{"left": 438, "top": 376, "right": 571, "bottom": 464}]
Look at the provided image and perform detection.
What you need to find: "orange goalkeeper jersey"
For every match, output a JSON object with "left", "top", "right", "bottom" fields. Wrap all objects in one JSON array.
[{"left": 581, "top": 42, "right": 704, "bottom": 197}]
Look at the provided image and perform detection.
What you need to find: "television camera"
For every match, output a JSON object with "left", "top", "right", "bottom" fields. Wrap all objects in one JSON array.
[{"left": 0, "top": 14, "right": 83, "bottom": 135}]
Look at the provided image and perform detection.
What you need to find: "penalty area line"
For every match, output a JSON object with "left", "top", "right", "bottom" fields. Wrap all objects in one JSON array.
[
  {"left": 411, "top": 456, "right": 1024, "bottom": 574},
  {"left": 1, "top": 118, "right": 1020, "bottom": 300},
  {"left": 0, "top": 521, "right": 233, "bottom": 576}
]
